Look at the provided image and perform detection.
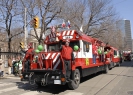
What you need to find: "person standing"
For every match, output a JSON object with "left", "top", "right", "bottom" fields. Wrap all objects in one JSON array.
[
  {"left": 18, "top": 57, "right": 22, "bottom": 76},
  {"left": 92, "top": 41, "right": 98, "bottom": 64},
  {"left": 11, "top": 57, "right": 16, "bottom": 74},
  {"left": 99, "top": 43, "right": 105, "bottom": 62},
  {"left": 59, "top": 39, "right": 74, "bottom": 81},
  {"left": 8, "top": 57, "right": 12, "bottom": 75},
  {"left": 12, "top": 57, "right": 19, "bottom": 76},
  {"left": 0, "top": 59, "right": 4, "bottom": 77}
]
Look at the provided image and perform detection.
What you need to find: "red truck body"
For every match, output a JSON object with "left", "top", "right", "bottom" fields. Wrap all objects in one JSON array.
[{"left": 22, "top": 30, "right": 121, "bottom": 89}]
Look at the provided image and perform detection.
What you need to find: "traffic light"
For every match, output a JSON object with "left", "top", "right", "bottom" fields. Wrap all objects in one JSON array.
[
  {"left": 33, "top": 16, "right": 39, "bottom": 28},
  {"left": 20, "top": 42, "right": 24, "bottom": 49}
]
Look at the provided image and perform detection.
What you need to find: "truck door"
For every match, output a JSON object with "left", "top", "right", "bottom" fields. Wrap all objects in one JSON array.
[{"left": 81, "top": 40, "right": 92, "bottom": 66}]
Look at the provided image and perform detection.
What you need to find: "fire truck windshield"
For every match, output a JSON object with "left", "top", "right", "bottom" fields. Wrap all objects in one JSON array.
[
  {"left": 47, "top": 40, "right": 80, "bottom": 52},
  {"left": 48, "top": 43, "right": 60, "bottom": 51}
]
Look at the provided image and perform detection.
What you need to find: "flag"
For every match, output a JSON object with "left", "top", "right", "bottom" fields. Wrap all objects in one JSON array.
[
  {"left": 51, "top": 26, "right": 55, "bottom": 33},
  {"left": 67, "top": 20, "right": 70, "bottom": 29},
  {"left": 62, "top": 20, "right": 66, "bottom": 28},
  {"left": 80, "top": 25, "right": 83, "bottom": 32}
]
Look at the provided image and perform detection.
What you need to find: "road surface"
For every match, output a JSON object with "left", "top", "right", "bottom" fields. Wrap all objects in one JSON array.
[{"left": 0, "top": 60, "right": 133, "bottom": 95}]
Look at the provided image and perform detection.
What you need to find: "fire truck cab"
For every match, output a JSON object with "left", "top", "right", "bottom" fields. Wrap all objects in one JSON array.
[{"left": 24, "top": 30, "right": 117, "bottom": 89}]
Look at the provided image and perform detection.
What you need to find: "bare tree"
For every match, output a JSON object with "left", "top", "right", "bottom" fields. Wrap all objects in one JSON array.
[
  {"left": 60, "top": 0, "right": 85, "bottom": 29},
  {"left": 0, "top": 0, "right": 118, "bottom": 51},
  {"left": 84, "top": 0, "right": 116, "bottom": 36},
  {"left": 21, "top": 0, "right": 65, "bottom": 44},
  {"left": 11, "top": 27, "right": 24, "bottom": 52},
  {"left": 100, "top": 23, "right": 125, "bottom": 50},
  {"left": 0, "top": 32, "right": 8, "bottom": 53},
  {"left": 61, "top": 0, "right": 117, "bottom": 37},
  {"left": 0, "top": 0, "right": 24, "bottom": 52},
  {"left": 0, "top": 31, "right": 7, "bottom": 42},
  {"left": 114, "top": 30, "right": 124, "bottom": 50},
  {"left": 98, "top": 20, "right": 116, "bottom": 43}
]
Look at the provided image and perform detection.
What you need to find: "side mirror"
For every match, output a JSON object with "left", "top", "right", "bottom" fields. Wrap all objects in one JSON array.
[{"left": 86, "top": 44, "right": 89, "bottom": 52}]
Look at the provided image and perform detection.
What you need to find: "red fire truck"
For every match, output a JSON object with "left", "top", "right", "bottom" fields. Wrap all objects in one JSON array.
[
  {"left": 22, "top": 30, "right": 120, "bottom": 89},
  {"left": 104, "top": 45, "right": 121, "bottom": 67},
  {"left": 123, "top": 51, "right": 132, "bottom": 61}
]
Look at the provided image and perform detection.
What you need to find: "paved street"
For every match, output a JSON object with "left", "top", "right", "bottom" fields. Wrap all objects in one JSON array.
[{"left": 0, "top": 60, "right": 133, "bottom": 95}]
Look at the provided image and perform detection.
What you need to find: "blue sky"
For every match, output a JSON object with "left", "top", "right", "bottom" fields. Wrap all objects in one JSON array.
[{"left": 112, "top": 0, "right": 133, "bottom": 39}]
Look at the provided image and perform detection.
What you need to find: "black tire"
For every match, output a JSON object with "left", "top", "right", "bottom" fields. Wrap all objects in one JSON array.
[
  {"left": 112, "top": 62, "right": 115, "bottom": 68},
  {"left": 36, "top": 82, "right": 42, "bottom": 87},
  {"left": 109, "top": 62, "right": 114, "bottom": 70},
  {"left": 68, "top": 69, "right": 80, "bottom": 90},
  {"left": 104, "top": 64, "right": 109, "bottom": 73},
  {"left": 108, "top": 64, "right": 112, "bottom": 70}
]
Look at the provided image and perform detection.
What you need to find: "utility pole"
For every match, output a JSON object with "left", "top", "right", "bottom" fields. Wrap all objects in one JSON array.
[{"left": 24, "top": 8, "right": 27, "bottom": 49}]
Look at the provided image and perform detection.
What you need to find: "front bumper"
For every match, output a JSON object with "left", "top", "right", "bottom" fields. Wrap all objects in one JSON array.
[{"left": 28, "top": 69, "right": 66, "bottom": 85}]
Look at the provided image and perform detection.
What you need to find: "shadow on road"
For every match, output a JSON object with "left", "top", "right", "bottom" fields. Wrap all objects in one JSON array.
[
  {"left": 15, "top": 72, "right": 102, "bottom": 94},
  {"left": 120, "top": 60, "right": 133, "bottom": 67},
  {"left": 15, "top": 82, "right": 69, "bottom": 94}
]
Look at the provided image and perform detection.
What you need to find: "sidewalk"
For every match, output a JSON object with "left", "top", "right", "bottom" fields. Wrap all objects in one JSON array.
[
  {"left": 0, "top": 74, "right": 14, "bottom": 79},
  {"left": 108, "top": 64, "right": 133, "bottom": 95},
  {"left": 0, "top": 73, "right": 21, "bottom": 80},
  {"left": 4, "top": 74, "right": 14, "bottom": 77},
  {"left": 3, "top": 67, "right": 13, "bottom": 77}
]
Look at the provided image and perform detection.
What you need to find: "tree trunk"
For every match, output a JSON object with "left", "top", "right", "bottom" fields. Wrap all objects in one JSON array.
[
  {"left": 38, "top": 39, "right": 42, "bottom": 45},
  {"left": 8, "top": 38, "right": 11, "bottom": 52}
]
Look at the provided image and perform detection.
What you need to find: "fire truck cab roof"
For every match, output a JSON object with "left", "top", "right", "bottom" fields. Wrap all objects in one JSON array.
[{"left": 44, "top": 30, "right": 93, "bottom": 44}]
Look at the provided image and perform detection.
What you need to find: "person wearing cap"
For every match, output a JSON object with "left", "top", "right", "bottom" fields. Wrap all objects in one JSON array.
[{"left": 59, "top": 39, "right": 74, "bottom": 81}]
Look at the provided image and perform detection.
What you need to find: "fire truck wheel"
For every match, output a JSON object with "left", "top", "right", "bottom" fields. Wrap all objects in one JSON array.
[
  {"left": 109, "top": 62, "right": 114, "bottom": 70},
  {"left": 104, "top": 65, "right": 109, "bottom": 73},
  {"left": 36, "top": 82, "right": 42, "bottom": 87},
  {"left": 68, "top": 69, "right": 80, "bottom": 90},
  {"left": 109, "top": 64, "right": 112, "bottom": 70}
]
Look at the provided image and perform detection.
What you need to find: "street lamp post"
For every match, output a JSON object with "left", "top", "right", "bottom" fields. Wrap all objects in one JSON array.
[{"left": 24, "top": 8, "right": 27, "bottom": 49}]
